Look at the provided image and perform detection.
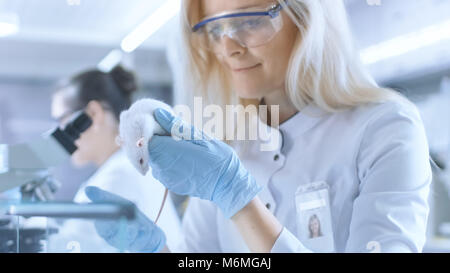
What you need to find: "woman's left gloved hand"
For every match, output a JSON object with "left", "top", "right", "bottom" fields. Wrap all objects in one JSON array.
[
  {"left": 148, "top": 108, "right": 262, "bottom": 218},
  {"left": 85, "top": 186, "right": 166, "bottom": 253}
]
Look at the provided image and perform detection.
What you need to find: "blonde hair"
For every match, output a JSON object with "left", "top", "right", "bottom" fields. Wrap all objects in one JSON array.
[{"left": 180, "top": 0, "right": 406, "bottom": 113}]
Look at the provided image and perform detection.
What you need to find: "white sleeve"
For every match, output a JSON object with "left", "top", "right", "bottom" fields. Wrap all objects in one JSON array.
[
  {"left": 345, "top": 102, "right": 432, "bottom": 253},
  {"left": 271, "top": 228, "right": 313, "bottom": 253},
  {"left": 175, "top": 197, "right": 222, "bottom": 253}
]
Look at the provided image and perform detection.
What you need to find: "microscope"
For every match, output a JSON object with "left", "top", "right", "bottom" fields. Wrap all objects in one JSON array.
[
  {"left": 0, "top": 111, "right": 92, "bottom": 201},
  {"left": 0, "top": 112, "right": 137, "bottom": 252}
]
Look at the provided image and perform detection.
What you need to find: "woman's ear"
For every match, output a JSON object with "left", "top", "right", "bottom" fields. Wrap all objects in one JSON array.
[{"left": 85, "top": 100, "right": 106, "bottom": 129}]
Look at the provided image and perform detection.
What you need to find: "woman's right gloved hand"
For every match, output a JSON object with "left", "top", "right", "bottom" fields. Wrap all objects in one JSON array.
[
  {"left": 85, "top": 186, "right": 166, "bottom": 253},
  {"left": 148, "top": 108, "right": 262, "bottom": 219}
]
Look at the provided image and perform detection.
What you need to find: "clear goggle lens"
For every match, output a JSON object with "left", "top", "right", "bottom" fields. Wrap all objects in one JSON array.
[{"left": 193, "top": 10, "right": 284, "bottom": 53}]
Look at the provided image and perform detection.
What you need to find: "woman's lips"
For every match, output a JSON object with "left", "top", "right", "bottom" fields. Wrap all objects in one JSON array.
[{"left": 232, "top": 63, "right": 262, "bottom": 72}]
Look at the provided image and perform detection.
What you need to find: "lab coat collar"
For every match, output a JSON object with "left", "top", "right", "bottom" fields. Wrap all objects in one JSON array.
[
  {"left": 280, "top": 103, "right": 329, "bottom": 138},
  {"left": 256, "top": 103, "right": 328, "bottom": 152}
]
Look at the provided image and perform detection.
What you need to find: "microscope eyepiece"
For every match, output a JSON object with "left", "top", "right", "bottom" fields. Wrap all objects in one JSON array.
[
  {"left": 63, "top": 112, "right": 93, "bottom": 141},
  {"left": 51, "top": 111, "right": 93, "bottom": 154}
]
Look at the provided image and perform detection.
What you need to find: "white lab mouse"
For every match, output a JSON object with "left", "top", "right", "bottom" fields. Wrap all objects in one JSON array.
[
  {"left": 117, "top": 98, "right": 174, "bottom": 224},
  {"left": 117, "top": 98, "right": 174, "bottom": 176}
]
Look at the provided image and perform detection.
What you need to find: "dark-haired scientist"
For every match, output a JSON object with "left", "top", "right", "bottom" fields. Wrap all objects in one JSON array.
[{"left": 48, "top": 66, "right": 182, "bottom": 252}]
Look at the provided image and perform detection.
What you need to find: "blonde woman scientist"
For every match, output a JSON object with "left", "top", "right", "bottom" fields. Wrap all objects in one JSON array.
[{"left": 86, "top": 0, "right": 432, "bottom": 253}]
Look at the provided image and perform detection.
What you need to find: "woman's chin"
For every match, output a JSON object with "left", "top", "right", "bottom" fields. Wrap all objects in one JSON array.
[{"left": 234, "top": 87, "right": 265, "bottom": 100}]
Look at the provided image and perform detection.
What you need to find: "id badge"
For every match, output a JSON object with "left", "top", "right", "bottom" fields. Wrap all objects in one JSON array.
[{"left": 295, "top": 181, "right": 335, "bottom": 253}]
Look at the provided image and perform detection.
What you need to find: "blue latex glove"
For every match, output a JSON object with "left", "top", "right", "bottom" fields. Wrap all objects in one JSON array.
[
  {"left": 148, "top": 108, "right": 262, "bottom": 218},
  {"left": 85, "top": 186, "right": 166, "bottom": 253}
]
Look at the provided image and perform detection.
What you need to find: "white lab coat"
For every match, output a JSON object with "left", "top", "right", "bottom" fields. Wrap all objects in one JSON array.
[
  {"left": 178, "top": 100, "right": 432, "bottom": 253},
  {"left": 48, "top": 149, "right": 183, "bottom": 252}
]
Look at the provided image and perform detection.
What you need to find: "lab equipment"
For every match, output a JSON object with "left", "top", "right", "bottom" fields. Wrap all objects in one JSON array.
[
  {"left": 85, "top": 186, "right": 166, "bottom": 253},
  {"left": 0, "top": 201, "right": 136, "bottom": 253},
  {"left": 0, "top": 111, "right": 92, "bottom": 199},
  {"left": 0, "top": 227, "right": 56, "bottom": 253},
  {"left": 192, "top": 3, "right": 284, "bottom": 53},
  {"left": 149, "top": 108, "right": 262, "bottom": 218},
  {"left": 4, "top": 202, "right": 135, "bottom": 219}
]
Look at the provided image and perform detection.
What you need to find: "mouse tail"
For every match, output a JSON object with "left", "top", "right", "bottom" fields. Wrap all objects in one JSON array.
[{"left": 154, "top": 188, "right": 169, "bottom": 225}]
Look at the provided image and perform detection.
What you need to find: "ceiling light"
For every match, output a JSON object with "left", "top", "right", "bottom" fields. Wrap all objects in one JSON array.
[
  {"left": 121, "top": 0, "right": 181, "bottom": 53},
  {"left": 98, "top": 49, "right": 124, "bottom": 72},
  {"left": 0, "top": 13, "right": 19, "bottom": 37},
  {"left": 361, "top": 19, "right": 450, "bottom": 65}
]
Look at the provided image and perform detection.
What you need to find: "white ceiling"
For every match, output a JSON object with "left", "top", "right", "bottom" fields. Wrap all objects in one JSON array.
[
  {"left": 0, "top": 0, "right": 449, "bottom": 85},
  {"left": 345, "top": 0, "right": 450, "bottom": 83},
  {"left": 0, "top": 0, "right": 177, "bottom": 49},
  {"left": 0, "top": 0, "right": 179, "bottom": 84}
]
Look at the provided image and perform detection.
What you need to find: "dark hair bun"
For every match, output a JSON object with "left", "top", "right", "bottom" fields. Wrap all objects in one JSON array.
[{"left": 110, "top": 65, "right": 138, "bottom": 95}]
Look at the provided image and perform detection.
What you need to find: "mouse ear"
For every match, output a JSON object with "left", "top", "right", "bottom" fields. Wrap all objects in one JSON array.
[{"left": 115, "top": 136, "right": 124, "bottom": 147}]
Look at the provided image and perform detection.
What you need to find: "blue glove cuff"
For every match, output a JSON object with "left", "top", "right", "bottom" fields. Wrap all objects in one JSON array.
[
  {"left": 141, "top": 227, "right": 167, "bottom": 253},
  {"left": 213, "top": 157, "right": 263, "bottom": 218}
]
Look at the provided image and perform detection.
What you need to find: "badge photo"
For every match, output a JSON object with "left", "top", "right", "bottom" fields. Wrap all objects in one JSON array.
[{"left": 295, "top": 181, "right": 335, "bottom": 252}]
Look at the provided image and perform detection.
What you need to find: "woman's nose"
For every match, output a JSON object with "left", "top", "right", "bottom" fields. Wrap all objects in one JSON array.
[{"left": 220, "top": 35, "right": 246, "bottom": 57}]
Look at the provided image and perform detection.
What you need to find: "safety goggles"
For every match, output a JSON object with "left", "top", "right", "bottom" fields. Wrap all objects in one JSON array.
[{"left": 192, "top": 2, "right": 285, "bottom": 53}]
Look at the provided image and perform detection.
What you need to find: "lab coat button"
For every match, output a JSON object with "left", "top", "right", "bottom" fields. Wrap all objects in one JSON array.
[
  {"left": 273, "top": 154, "right": 280, "bottom": 161},
  {"left": 266, "top": 203, "right": 271, "bottom": 210}
]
